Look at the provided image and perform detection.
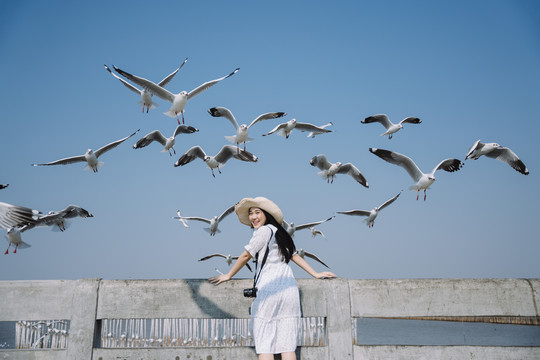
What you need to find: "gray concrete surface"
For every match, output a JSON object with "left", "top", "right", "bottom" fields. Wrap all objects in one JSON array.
[{"left": 0, "top": 278, "right": 538, "bottom": 359}]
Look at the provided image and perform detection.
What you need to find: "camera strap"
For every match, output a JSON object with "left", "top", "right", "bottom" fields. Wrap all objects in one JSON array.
[{"left": 253, "top": 228, "right": 274, "bottom": 290}]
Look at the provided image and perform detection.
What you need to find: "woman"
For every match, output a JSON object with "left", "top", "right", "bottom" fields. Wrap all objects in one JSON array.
[{"left": 210, "top": 196, "right": 335, "bottom": 359}]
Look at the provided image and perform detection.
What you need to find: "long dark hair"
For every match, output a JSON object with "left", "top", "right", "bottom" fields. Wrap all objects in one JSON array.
[{"left": 261, "top": 209, "right": 296, "bottom": 263}]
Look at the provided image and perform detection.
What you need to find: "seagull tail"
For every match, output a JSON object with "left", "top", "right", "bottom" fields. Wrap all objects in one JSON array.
[
  {"left": 317, "top": 171, "right": 328, "bottom": 180},
  {"left": 137, "top": 100, "right": 158, "bottom": 109},
  {"left": 84, "top": 162, "right": 104, "bottom": 172},
  {"left": 18, "top": 240, "right": 32, "bottom": 249},
  {"left": 224, "top": 135, "right": 237, "bottom": 144},
  {"left": 163, "top": 109, "right": 177, "bottom": 118},
  {"left": 203, "top": 228, "right": 221, "bottom": 234}
]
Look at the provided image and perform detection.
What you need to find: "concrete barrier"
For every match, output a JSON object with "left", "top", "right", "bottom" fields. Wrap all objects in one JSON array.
[{"left": 0, "top": 278, "right": 538, "bottom": 359}]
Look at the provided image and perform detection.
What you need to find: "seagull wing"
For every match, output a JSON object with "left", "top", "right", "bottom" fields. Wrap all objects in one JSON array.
[
  {"left": 338, "top": 163, "right": 369, "bottom": 188},
  {"left": 179, "top": 216, "right": 211, "bottom": 224},
  {"left": 263, "top": 122, "right": 287, "bottom": 136},
  {"left": 113, "top": 66, "right": 176, "bottom": 103},
  {"left": 337, "top": 210, "right": 371, "bottom": 217},
  {"left": 485, "top": 147, "right": 529, "bottom": 175},
  {"left": 157, "top": 58, "right": 188, "bottom": 87},
  {"left": 208, "top": 107, "right": 239, "bottom": 130},
  {"left": 304, "top": 251, "right": 330, "bottom": 268},
  {"left": 95, "top": 129, "right": 140, "bottom": 158},
  {"left": 432, "top": 158, "right": 464, "bottom": 174},
  {"left": 174, "top": 146, "right": 207, "bottom": 167},
  {"left": 134, "top": 130, "right": 167, "bottom": 149},
  {"left": 465, "top": 140, "right": 482, "bottom": 159},
  {"left": 187, "top": 68, "right": 239, "bottom": 100},
  {"left": 60, "top": 205, "right": 93, "bottom": 219},
  {"left": 247, "top": 112, "right": 287, "bottom": 129},
  {"left": 294, "top": 122, "right": 332, "bottom": 133},
  {"left": 310, "top": 154, "right": 332, "bottom": 171},
  {"left": 377, "top": 192, "right": 401, "bottom": 211},
  {"left": 362, "top": 114, "right": 393, "bottom": 129},
  {"left": 217, "top": 204, "right": 236, "bottom": 222},
  {"left": 369, "top": 148, "right": 423, "bottom": 182},
  {"left": 228, "top": 147, "right": 258, "bottom": 163},
  {"left": 104, "top": 65, "right": 142, "bottom": 95},
  {"left": 199, "top": 254, "right": 226, "bottom": 261},
  {"left": 173, "top": 125, "right": 199, "bottom": 137},
  {"left": 32, "top": 154, "right": 87, "bottom": 166},
  {"left": 0, "top": 202, "right": 41, "bottom": 230},
  {"left": 295, "top": 216, "right": 335, "bottom": 231},
  {"left": 398, "top": 117, "right": 422, "bottom": 125}
]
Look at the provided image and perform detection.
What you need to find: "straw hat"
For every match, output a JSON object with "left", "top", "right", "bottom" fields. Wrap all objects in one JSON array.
[{"left": 235, "top": 196, "right": 283, "bottom": 226}]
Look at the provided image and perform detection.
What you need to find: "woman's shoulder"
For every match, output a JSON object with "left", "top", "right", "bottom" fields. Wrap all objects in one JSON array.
[{"left": 255, "top": 224, "right": 277, "bottom": 235}]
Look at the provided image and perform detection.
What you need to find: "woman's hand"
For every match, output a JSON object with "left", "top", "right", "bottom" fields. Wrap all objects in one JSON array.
[
  {"left": 209, "top": 273, "right": 232, "bottom": 286},
  {"left": 314, "top": 271, "right": 336, "bottom": 279}
]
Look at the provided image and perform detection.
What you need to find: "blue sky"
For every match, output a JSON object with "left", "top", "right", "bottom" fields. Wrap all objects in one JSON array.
[{"left": 1, "top": 0, "right": 539, "bottom": 280}]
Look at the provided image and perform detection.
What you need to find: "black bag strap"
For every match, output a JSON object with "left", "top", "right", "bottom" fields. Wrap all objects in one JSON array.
[{"left": 253, "top": 228, "right": 274, "bottom": 289}]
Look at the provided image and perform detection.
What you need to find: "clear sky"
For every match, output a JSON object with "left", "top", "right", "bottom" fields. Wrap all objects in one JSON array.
[{"left": 1, "top": 0, "right": 539, "bottom": 281}]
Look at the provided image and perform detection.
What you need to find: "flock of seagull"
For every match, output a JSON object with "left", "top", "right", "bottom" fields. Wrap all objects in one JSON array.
[{"left": 1, "top": 58, "right": 530, "bottom": 273}]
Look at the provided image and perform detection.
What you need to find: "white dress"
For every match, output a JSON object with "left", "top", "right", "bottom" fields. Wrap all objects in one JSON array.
[{"left": 244, "top": 224, "right": 300, "bottom": 354}]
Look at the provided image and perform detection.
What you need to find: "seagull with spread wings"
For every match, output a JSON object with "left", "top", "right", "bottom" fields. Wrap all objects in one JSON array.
[
  {"left": 310, "top": 154, "right": 369, "bottom": 187},
  {"left": 337, "top": 192, "right": 401, "bottom": 228},
  {"left": 283, "top": 216, "right": 335, "bottom": 238},
  {"left": 173, "top": 204, "right": 235, "bottom": 236},
  {"left": 133, "top": 125, "right": 198, "bottom": 156},
  {"left": 465, "top": 140, "right": 529, "bottom": 175},
  {"left": 296, "top": 249, "right": 330, "bottom": 268},
  {"left": 104, "top": 58, "right": 187, "bottom": 113},
  {"left": 20, "top": 205, "right": 93, "bottom": 233},
  {"left": 198, "top": 253, "right": 253, "bottom": 272},
  {"left": 174, "top": 145, "right": 258, "bottom": 177},
  {"left": 113, "top": 65, "right": 239, "bottom": 124},
  {"left": 263, "top": 118, "right": 333, "bottom": 139},
  {"left": 361, "top": 114, "right": 421, "bottom": 139},
  {"left": 369, "top": 148, "right": 463, "bottom": 200},
  {"left": 208, "top": 106, "right": 286, "bottom": 152},
  {"left": 32, "top": 130, "right": 139, "bottom": 173}
]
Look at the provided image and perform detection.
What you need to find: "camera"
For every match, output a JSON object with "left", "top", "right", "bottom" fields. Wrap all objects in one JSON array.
[{"left": 243, "top": 287, "right": 257, "bottom": 298}]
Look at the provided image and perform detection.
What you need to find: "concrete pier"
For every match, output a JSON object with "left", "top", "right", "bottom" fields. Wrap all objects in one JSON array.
[{"left": 1, "top": 278, "right": 539, "bottom": 359}]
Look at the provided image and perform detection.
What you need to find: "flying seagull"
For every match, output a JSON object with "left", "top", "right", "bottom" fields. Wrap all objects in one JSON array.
[
  {"left": 310, "top": 154, "right": 369, "bottom": 187},
  {"left": 465, "top": 140, "right": 529, "bottom": 175},
  {"left": 361, "top": 114, "right": 421, "bottom": 139},
  {"left": 0, "top": 184, "right": 8, "bottom": 190},
  {"left": 113, "top": 65, "right": 239, "bottom": 124},
  {"left": 208, "top": 107, "right": 286, "bottom": 152},
  {"left": 309, "top": 227, "right": 327, "bottom": 240},
  {"left": 20, "top": 205, "right": 93, "bottom": 232},
  {"left": 296, "top": 249, "right": 330, "bottom": 268},
  {"left": 198, "top": 253, "right": 253, "bottom": 272},
  {"left": 174, "top": 145, "right": 259, "bottom": 177},
  {"left": 283, "top": 216, "right": 335, "bottom": 238},
  {"left": 174, "top": 204, "right": 235, "bottom": 236},
  {"left": 369, "top": 148, "right": 463, "bottom": 200},
  {"left": 133, "top": 125, "right": 199, "bottom": 156},
  {"left": 104, "top": 58, "right": 187, "bottom": 113},
  {"left": 263, "top": 118, "right": 333, "bottom": 139},
  {"left": 174, "top": 145, "right": 258, "bottom": 177},
  {"left": 32, "top": 130, "right": 139, "bottom": 172},
  {"left": 337, "top": 192, "right": 401, "bottom": 228}
]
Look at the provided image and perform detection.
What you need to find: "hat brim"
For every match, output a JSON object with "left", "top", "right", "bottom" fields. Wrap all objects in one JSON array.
[{"left": 235, "top": 197, "right": 283, "bottom": 226}]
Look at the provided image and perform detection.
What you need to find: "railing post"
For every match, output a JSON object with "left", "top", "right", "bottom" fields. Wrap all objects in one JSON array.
[
  {"left": 65, "top": 278, "right": 100, "bottom": 360},
  {"left": 326, "top": 278, "right": 353, "bottom": 359}
]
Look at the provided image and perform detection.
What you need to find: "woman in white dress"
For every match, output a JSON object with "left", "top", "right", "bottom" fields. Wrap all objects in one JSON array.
[{"left": 210, "top": 197, "right": 335, "bottom": 359}]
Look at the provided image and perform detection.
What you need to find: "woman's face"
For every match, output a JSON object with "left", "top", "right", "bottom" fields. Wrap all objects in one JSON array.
[{"left": 248, "top": 207, "right": 266, "bottom": 229}]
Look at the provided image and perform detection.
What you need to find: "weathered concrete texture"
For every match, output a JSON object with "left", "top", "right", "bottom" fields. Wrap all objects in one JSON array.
[
  {"left": 349, "top": 278, "right": 540, "bottom": 318},
  {"left": 354, "top": 346, "right": 540, "bottom": 360}
]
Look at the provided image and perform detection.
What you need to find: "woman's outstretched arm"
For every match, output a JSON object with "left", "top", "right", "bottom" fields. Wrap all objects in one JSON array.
[
  {"left": 291, "top": 254, "right": 336, "bottom": 279},
  {"left": 209, "top": 250, "right": 252, "bottom": 286}
]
